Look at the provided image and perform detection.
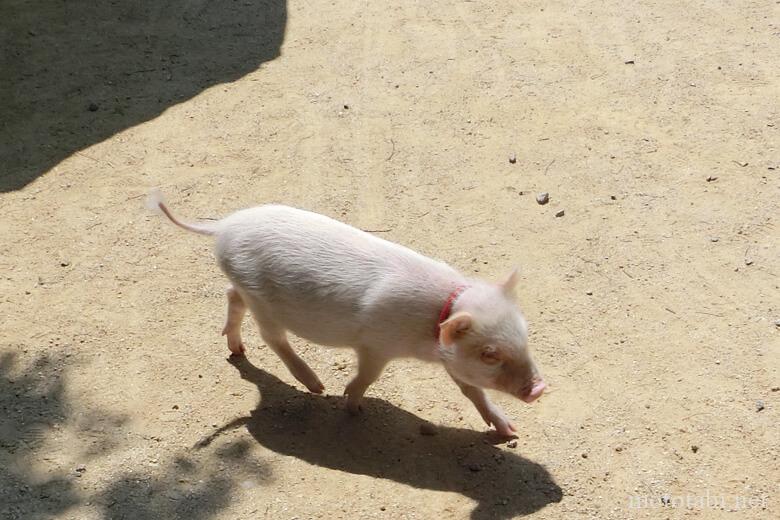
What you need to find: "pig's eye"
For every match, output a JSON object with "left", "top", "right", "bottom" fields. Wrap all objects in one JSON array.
[{"left": 480, "top": 346, "right": 502, "bottom": 365}]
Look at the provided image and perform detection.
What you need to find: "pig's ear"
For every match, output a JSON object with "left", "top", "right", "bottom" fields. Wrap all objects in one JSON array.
[
  {"left": 499, "top": 267, "right": 520, "bottom": 297},
  {"left": 439, "top": 312, "right": 472, "bottom": 346}
]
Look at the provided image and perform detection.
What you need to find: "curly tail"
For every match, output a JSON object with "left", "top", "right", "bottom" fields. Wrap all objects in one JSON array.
[{"left": 145, "top": 189, "right": 219, "bottom": 236}]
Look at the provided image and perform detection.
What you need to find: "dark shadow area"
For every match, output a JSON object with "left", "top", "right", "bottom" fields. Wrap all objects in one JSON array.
[
  {"left": 97, "top": 439, "right": 272, "bottom": 520},
  {"left": 197, "top": 357, "right": 563, "bottom": 519},
  {"left": 0, "top": 351, "right": 78, "bottom": 520},
  {"left": 0, "top": 0, "right": 287, "bottom": 191},
  {"left": 97, "top": 461, "right": 233, "bottom": 520},
  {"left": 0, "top": 349, "right": 256, "bottom": 520}
]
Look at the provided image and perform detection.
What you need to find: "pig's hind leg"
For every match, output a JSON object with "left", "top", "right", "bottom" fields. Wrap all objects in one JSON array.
[
  {"left": 343, "top": 349, "right": 388, "bottom": 414},
  {"left": 259, "top": 327, "right": 325, "bottom": 394},
  {"left": 222, "top": 286, "right": 247, "bottom": 356},
  {"left": 244, "top": 299, "right": 325, "bottom": 394}
]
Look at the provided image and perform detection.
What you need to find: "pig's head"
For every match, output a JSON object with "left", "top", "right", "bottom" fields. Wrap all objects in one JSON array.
[{"left": 438, "top": 269, "right": 546, "bottom": 403}]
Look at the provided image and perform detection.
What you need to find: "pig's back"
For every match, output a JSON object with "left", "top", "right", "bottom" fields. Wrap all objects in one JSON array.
[{"left": 213, "top": 205, "right": 453, "bottom": 346}]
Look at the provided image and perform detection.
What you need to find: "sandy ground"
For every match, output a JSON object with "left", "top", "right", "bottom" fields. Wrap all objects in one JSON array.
[{"left": 1, "top": 0, "right": 778, "bottom": 519}]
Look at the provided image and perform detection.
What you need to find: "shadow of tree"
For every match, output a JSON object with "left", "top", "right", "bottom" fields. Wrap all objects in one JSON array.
[
  {"left": 0, "top": 352, "right": 78, "bottom": 520},
  {"left": 0, "top": 349, "right": 266, "bottom": 520},
  {"left": 197, "top": 357, "right": 563, "bottom": 519},
  {"left": 0, "top": 0, "right": 287, "bottom": 192},
  {"left": 97, "top": 440, "right": 272, "bottom": 520}
]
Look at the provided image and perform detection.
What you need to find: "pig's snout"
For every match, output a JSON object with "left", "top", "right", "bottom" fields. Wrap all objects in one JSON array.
[{"left": 520, "top": 379, "right": 546, "bottom": 403}]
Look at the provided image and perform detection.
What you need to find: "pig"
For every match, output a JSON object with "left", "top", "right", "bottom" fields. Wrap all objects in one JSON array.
[{"left": 146, "top": 189, "right": 545, "bottom": 436}]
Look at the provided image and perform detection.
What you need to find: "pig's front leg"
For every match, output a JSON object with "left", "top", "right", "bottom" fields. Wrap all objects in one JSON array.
[
  {"left": 343, "top": 350, "right": 388, "bottom": 415},
  {"left": 448, "top": 372, "right": 517, "bottom": 437}
]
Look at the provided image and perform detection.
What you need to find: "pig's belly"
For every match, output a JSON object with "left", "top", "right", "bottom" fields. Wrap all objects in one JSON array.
[
  {"left": 269, "top": 302, "right": 365, "bottom": 348},
  {"left": 244, "top": 282, "right": 369, "bottom": 347},
  {"left": 221, "top": 248, "right": 382, "bottom": 347}
]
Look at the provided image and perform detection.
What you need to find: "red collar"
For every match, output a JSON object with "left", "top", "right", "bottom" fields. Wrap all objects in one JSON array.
[{"left": 434, "top": 285, "right": 469, "bottom": 340}]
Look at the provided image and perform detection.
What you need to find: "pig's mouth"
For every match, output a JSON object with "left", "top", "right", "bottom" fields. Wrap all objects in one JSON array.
[{"left": 519, "top": 380, "right": 546, "bottom": 403}]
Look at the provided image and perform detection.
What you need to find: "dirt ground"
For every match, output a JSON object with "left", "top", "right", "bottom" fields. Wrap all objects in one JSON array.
[{"left": 1, "top": 1, "right": 778, "bottom": 519}]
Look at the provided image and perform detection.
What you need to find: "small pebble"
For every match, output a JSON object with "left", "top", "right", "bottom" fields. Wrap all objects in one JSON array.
[
  {"left": 555, "top": 209, "right": 565, "bottom": 218},
  {"left": 614, "top": 446, "right": 623, "bottom": 452},
  {"left": 172, "top": 404, "right": 179, "bottom": 410},
  {"left": 88, "top": 103, "right": 99, "bottom": 112},
  {"left": 343, "top": 104, "right": 349, "bottom": 110},
  {"left": 536, "top": 192, "right": 550, "bottom": 205},
  {"left": 468, "top": 463, "right": 481, "bottom": 472},
  {"left": 506, "top": 440, "right": 517, "bottom": 448},
  {"left": 706, "top": 175, "right": 718, "bottom": 182},
  {"left": 691, "top": 445, "right": 699, "bottom": 453},
  {"left": 586, "top": 290, "right": 593, "bottom": 296},
  {"left": 710, "top": 237, "right": 719, "bottom": 243},
  {"left": 581, "top": 452, "right": 588, "bottom": 458},
  {"left": 508, "top": 153, "right": 517, "bottom": 164},
  {"left": 744, "top": 258, "right": 753, "bottom": 266},
  {"left": 736, "top": 161, "right": 748, "bottom": 167},
  {"left": 610, "top": 195, "right": 617, "bottom": 200},
  {"left": 624, "top": 60, "right": 635, "bottom": 65},
  {"left": 75, "top": 464, "right": 86, "bottom": 473},
  {"left": 771, "top": 386, "right": 779, "bottom": 392},
  {"left": 60, "top": 261, "right": 70, "bottom": 267},
  {"left": 419, "top": 422, "right": 437, "bottom": 436},
  {"left": 756, "top": 400, "right": 765, "bottom": 412}
]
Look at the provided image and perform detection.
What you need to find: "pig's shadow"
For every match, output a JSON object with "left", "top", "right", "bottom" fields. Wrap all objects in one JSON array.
[{"left": 197, "top": 357, "right": 562, "bottom": 519}]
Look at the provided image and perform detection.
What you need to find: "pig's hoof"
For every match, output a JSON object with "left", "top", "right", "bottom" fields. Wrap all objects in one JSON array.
[
  {"left": 483, "top": 406, "right": 516, "bottom": 438},
  {"left": 228, "top": 345, "right": 246, "bottom": 356},
  {"left": 346, "top": 400, "right": 363, "bottom": 415},
  {"left": 490, "top": 417, "right": 517, "bottom": 438},
  {"left": 492, "top": 424, "right": 517, "bottom": 438},
  {"left": 289, "top": 362, "right": 324, "bottom": 394},
  {"left": 226, "top": 337, "right": 246, "bottom": 356},
  {"left": 306, "top": 380, "right": 325, "bottom": 394}
]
